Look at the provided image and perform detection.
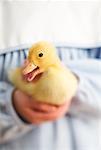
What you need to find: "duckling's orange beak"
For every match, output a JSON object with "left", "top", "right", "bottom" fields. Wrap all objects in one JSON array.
[
  {"left": 22, "top": 60, "right": 42, "bottom": 82},
  {"left": 23, "top": 63, "right": 37, "bottom": 75}
]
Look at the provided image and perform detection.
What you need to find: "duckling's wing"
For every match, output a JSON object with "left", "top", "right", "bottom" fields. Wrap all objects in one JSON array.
[{"left": 64, "top": 67, "right": 78, "bottom": 97}]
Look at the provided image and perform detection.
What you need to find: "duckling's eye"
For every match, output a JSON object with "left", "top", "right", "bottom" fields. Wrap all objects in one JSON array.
[{"left": 38, "top": 53, "right": 43, "bottom": 57}]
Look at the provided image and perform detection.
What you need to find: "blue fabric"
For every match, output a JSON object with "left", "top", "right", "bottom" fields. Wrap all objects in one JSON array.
[
  {"left": 0, "top": 47, "right": 101, "bottom": 81},
  {"left": 56, "top": 47, "right": 101, "bottom": 60}
]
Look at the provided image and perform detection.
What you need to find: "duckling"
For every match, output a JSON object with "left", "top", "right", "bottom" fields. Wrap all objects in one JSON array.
[{"left": 9, "top": 41, "right": 78, "bottom": 105}]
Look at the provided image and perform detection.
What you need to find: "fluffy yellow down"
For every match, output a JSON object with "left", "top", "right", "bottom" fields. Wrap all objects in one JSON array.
[{"left": 9, "top": 41, "right": 78, "bottom": 105}]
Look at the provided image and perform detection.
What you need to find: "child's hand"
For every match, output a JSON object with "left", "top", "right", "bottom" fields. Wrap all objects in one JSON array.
[{"left": 12, "top": 89, "right": 70, "bottom": 125}]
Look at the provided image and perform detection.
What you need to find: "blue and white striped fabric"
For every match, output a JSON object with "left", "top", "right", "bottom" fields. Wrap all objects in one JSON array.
[
  {"left": 0, "top": 47, "right": 101, "bottom": 81},
  {"left": 0, "top": 46, "right": 101, "bottom": 150}
]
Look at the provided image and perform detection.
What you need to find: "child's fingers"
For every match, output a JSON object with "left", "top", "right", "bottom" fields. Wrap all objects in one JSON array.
[
  {"left": 25, "top": 102, "right": 69, "bottom": 124},
  {"left": 20, "top": 101, "right": 70, "bottom": 124},
  {"left": 22, "top": 108, "right": 41, "bottom": 124},
  {"left": 30, "top": 100, "right": 57, "bottom": 112},
  {"left": 22, "top": 108, "right": 51, "bottom": 124}
]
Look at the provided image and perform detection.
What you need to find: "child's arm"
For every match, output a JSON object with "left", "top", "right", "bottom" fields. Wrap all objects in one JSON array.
[
  {"left": 0, "top": 50, "right": 35, "bottom": 144},
  {"left": 0, "top": 48, "right": 76, "bottom": 143},
  {"left": 0, "top": 81, "right": 71, "bottom": 144},
  {"left": 0, "top": 82, "right": 33, "bottom": 144},
  {"left": 68, "top": 59, "right": 101, "bottom": 119}
]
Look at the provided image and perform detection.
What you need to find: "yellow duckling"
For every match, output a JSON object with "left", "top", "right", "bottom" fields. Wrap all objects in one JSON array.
[{"left": 9, "top": 41, "right": 78, "bottom": 105}]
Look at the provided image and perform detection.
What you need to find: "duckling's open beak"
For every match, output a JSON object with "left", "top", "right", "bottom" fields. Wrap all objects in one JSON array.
[
  {"left": 22, "top": 62, "right": 42, "bottom": 82},
  {"left": 23, "top": 63, "right": 37, "bottom": 75}
]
